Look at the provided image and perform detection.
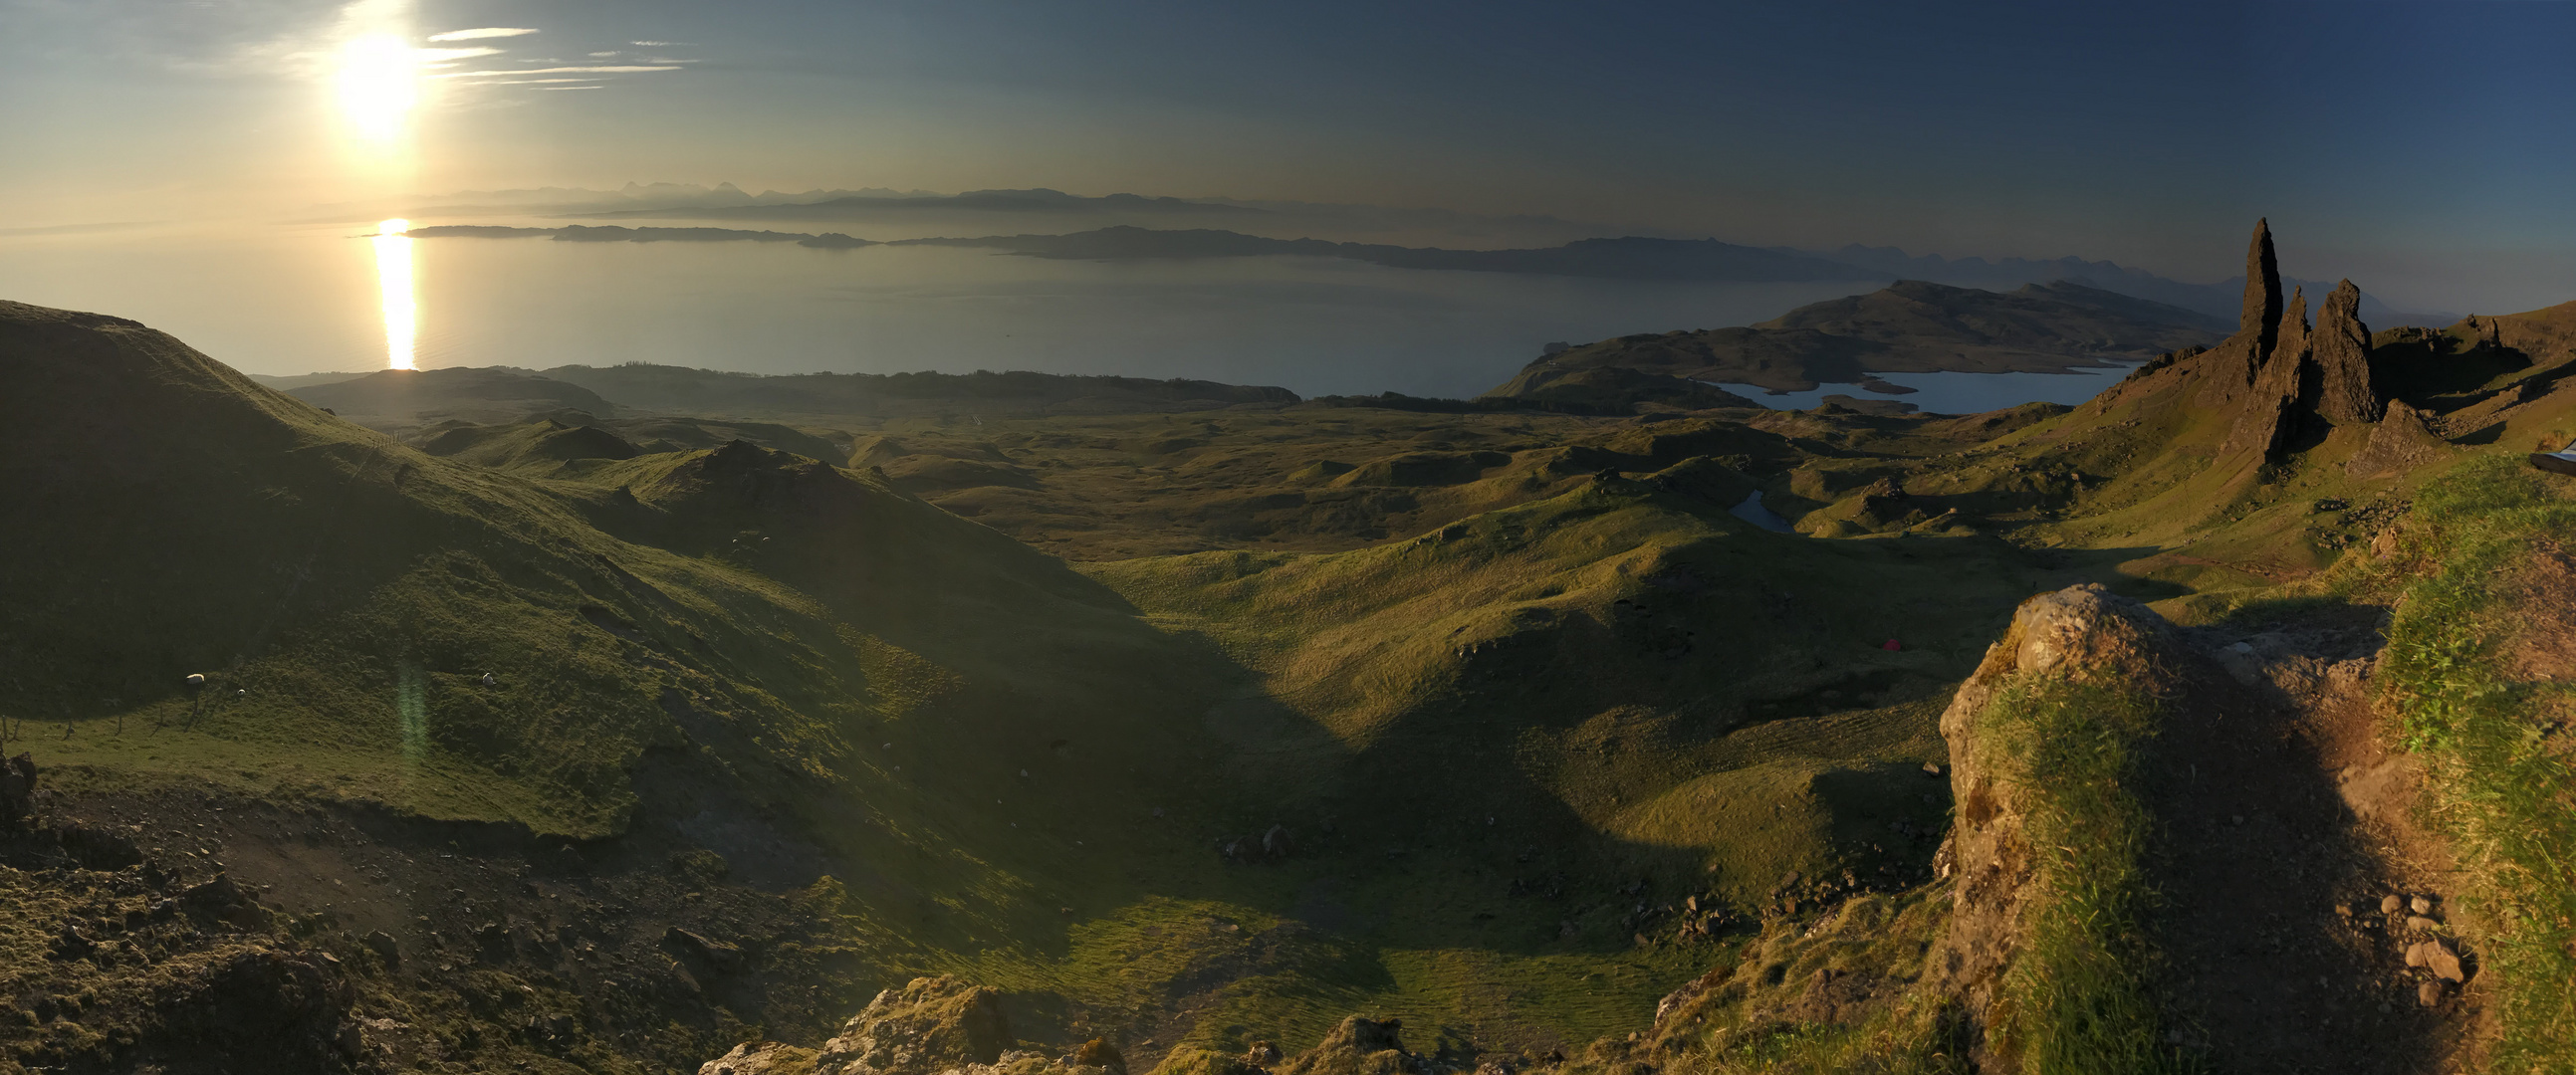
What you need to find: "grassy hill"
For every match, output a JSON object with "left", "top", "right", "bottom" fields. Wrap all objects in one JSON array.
[
  {"left": 12, "top": 222, "right": 2576, "bottom": 1075},
  {"left": 0, "top": 301, "right": 2064, "bottom": 1073}
]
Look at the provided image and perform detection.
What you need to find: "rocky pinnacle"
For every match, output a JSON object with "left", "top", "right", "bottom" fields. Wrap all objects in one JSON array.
[
  {"left": 2313, "top": 280, "right": 2383, "bottom": 424},
  {"left": 2241, "top": 218, "right": 2284, "bottom": 357}
]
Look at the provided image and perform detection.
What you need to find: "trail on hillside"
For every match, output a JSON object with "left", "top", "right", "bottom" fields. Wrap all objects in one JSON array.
[{"left": 2153, "top": 606, "right": 2485, "bottom": 1072}]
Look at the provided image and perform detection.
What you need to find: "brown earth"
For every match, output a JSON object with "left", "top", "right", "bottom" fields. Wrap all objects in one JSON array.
[
  {"left": 2161, "top": 606, "right": 2486, "bottom": 1072},
  {"left": 1930, "top": 585, "right": 2488, "bottom": 1072}
]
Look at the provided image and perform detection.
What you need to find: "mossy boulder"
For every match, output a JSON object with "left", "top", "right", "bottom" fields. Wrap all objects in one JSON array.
[{"left": 1275, "top": 1016, "right": 1418, "bottom": 1075}]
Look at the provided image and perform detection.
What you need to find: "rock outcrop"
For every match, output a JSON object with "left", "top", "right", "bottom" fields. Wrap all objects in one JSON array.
[
  {"left": 2202, "top": 220, "right": 2389, "bottom": 461},
  {"left": 1274, "top": 1017, "right": 1419, "bottom": 1075},
  {"left": 0, "top": 752, "right": 34, "bottom": 825},
  {"left": 2346, "top": 400, "right": 2445, "bottom": 478},
  {"left": 699, "top": 976, "right": 1130, "bottom": 1075},
  {"left": 2311, "top": 280, "right": 2383, "bottom": 424},
  {"left": 1929, "top": 584, "right": 2180, "bottom": 1067},
  {"left": 815, "top": 975, "right": 1009, "bottom": 1075}
]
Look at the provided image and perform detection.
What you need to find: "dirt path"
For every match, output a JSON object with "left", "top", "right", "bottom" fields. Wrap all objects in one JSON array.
[{"left": 2151, "top": 606, "right": 2486, "bottom": 1072}]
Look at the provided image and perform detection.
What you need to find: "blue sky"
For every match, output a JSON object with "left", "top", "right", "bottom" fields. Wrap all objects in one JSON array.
[{"left": 6, "top": 0, "right": 2575, "bottom": 310}]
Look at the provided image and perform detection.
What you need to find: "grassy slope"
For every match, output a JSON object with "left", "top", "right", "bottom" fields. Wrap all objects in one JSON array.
[
  {"left": 22, "top": 281, "right": 2576, "bottom": 1072},
  {"left": 2, "top": 303, "right": 2017, "bottom": 1066},
  {"left": 2366, "top": 457, "right": 2576, "bottom": 1072}
]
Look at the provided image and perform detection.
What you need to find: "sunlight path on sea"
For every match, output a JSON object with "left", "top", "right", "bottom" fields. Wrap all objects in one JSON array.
[{"left": 371, "top": 219, "right": 417, "bottom": 369}]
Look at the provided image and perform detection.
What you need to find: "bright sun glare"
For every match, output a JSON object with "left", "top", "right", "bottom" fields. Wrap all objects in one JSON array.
[
  {"left": 372, "top": 219, "right": 416, "bottom": 369},
  {"left": 337, "top": 35, "right": 418, "bottom": 145}
]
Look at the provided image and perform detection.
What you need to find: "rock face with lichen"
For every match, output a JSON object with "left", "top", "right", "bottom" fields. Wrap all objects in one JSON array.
[
  {"left": 700, "top": 976, "right": 1132, "bottom": 1075},
  {"left": 1927, "top": 584, "right": 2179, "bottom": 1068},
  {"left": 813, "top": 975, "right": 1012, "bottom": 1075}
]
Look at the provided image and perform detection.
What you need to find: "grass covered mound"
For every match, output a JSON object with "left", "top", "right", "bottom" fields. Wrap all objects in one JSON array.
[{"left": 2374, "top": 456, "right": 2576, "bottom": 1071}]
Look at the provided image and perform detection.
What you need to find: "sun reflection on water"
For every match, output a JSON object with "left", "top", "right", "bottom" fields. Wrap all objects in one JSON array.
[{"left": 372, "top": 218, "right": 416, "bottom": 369}]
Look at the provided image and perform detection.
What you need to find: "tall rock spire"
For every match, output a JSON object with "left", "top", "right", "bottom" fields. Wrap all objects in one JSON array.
[
  {"left": 2312, "top": 280, "right": 2382, "bottom": 424},
  {"left": 2225, "top": 285, "right": 2306, "bottom": 461},
  {"left": 2240, "top": 218, "right": 2283, "bottom": 356}
]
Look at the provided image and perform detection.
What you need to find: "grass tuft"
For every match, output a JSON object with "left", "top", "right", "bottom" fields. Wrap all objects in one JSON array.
[{"left": 1978, "top": 679, "right": 2194, "bottom": 1075}]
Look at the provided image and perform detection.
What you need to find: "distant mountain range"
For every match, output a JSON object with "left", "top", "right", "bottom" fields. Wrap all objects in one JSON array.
[
  {"left": 407, "top": 223, "right": 2456, "bottom": 324},
  {"left": 1790, "top": 243, "right": 2451, "bottom": 328},
  {"left": 1487, "top": 280, "right": 2230, "bottom": 398},
  {"left": 264, "top": 363, "right": 1301, "bottom": 429},
  {"left": 577, "top": 187, "right": 1268, "bottom": 220},
  {"left": 409, "top": 224, "right": 1892, "bottom": 283}
]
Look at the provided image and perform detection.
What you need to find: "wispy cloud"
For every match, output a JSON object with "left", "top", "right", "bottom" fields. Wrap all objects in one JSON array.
[
  {"left": 427, "top": 27, "right": 539, "bottom": 42},
  {"left": 419, "top": 46, "right": 501, "bottom": 63},
  {"left": 433, "top": 65, "right": 683, "bottom": 79},
  {"left": 630, "top": 41, "right": 684, "bottom": 47},
  {"left": 0, "top": 221, "right": 156, "bottom": 238},
  {"left": 537, "top": 86, "right": 602, "bottom": 91}
]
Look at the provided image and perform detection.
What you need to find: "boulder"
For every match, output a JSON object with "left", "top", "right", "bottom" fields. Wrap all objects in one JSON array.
[
  {"left": 813, "top": 975, "right": 1012, "bottom": 1075},
  {"left": 2348, "top": 401, "right": 2445, "bottom": 478},
  {"left": 1146, "top": 1044, "right": 1268, "bottom": 1075},
  {"left": 705, "top": 976, "right": 1139, "bottom": 1075},
  {"left": 0, "top": 752, "right": 34, "bottom": 825},
  {"left": 1275, "top": 1016, "right": 1419, "bottom": 1075},
  {"left": 1927, "top": 584, "right": 2181, "bottom": 1066},
  {"left": 702, "top": 1042, "right": 823, "bottom": 1075},
  {"left": 153, "top": 949, "right": 358, "bottom": 1075}
]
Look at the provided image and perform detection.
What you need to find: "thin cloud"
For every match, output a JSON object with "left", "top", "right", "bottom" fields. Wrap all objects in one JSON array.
[
  {"left": 428, "top": 28, "right": 541, "bottom": 42},
  {"left": 419, "top": 47, "right": 503, "bottom": 62},
  {"left": 587, "top": 51, "right": 621, "bottom": 58},
  {"left": 0, "top": 221, "right": 155, "bottom": 238},
  {"left": 630, "top": 41, "right": 685, "bottom": 47},
  {"left": 433, "top": 65, "right": 684, "bottom": 79},
  {"left": 538, "top": 86, "right": 603, "bottom": 91}
]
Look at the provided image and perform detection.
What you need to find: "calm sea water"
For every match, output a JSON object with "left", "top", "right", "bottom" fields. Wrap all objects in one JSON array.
[
  {"left": 0, "top": 222, "right": 2128, "bottom": 410},
  {"left": 1716, "top": 364, "right": 2140, "bottom": 415}
]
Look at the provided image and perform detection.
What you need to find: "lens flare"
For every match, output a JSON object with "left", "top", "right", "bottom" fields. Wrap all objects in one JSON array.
[
  {"left": 372, "top": 218, "right": 416, "bottom": 369},
  {"left": 337, "top": 34, "right": 419, "bottom": 145}
]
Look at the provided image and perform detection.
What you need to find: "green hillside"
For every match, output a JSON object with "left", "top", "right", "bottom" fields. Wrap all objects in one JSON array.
[{"left": 11, "top": 219, "right": 2576, "bottom": 1075}]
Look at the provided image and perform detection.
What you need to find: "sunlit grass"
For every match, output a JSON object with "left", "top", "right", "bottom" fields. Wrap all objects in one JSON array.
[{"left": 2376, "top": 455, "right": 2576, "bottom": 1073}]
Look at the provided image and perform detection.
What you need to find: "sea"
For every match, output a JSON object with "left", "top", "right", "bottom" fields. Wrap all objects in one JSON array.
[{"left": 0, "top": 220, "right": 2132, "bottom": 411}]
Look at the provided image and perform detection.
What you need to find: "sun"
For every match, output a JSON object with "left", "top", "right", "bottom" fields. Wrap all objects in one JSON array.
[{"left": 337, "top": 34, "right": 419, "bottom": 146}]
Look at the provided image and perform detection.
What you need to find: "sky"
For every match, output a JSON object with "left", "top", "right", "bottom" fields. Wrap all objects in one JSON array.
[{"left": 4, "top": 0, "right": 2576, "bottom": 312}]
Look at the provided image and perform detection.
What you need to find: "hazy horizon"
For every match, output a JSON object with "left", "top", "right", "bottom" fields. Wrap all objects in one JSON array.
[{"left": 11, "top": 3, "right": 2576, "bottom": 307}]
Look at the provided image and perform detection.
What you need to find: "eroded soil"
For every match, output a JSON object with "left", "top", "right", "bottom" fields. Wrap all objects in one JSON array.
[{"left": 2153, "top": 606, "right": 2488, "bottom": 1073}]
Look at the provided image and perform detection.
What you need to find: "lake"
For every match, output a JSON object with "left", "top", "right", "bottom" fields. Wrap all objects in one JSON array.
[{"left": 1715, "top": 364, "right": 2142, "bottom": 415}]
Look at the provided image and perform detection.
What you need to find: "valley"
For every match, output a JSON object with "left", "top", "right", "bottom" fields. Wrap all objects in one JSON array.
[{"left": 2, "top": 222, "right": 2573, "bottom": 1075}]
